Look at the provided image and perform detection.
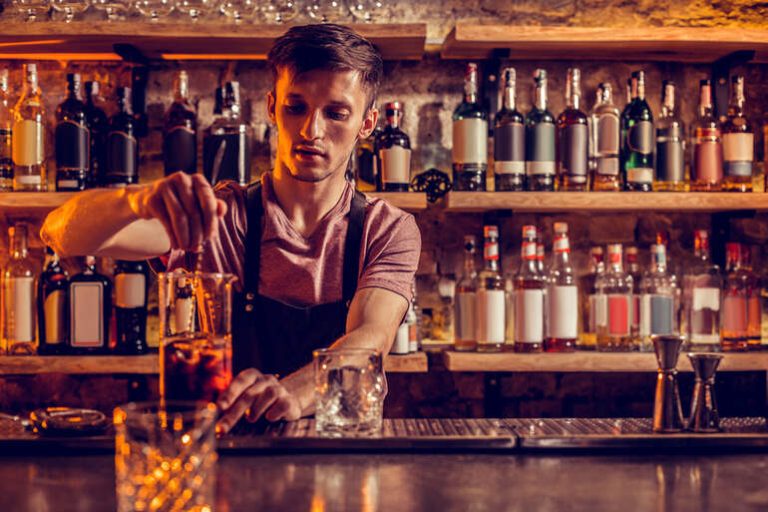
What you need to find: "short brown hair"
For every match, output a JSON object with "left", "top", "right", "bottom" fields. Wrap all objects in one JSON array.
[{"left": 268, "top": 24, "right": 383, "bottom": 111}]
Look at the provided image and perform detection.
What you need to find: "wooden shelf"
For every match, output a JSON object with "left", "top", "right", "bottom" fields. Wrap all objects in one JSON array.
[
  {"left": 0, "top": 22, "right": 426, "bottom": 61},
  {"left": 445, "top": 192, "right": 768, "bottom": 213},
  {"left": 443, "top": 351, "right": 768, "bottom": 373},
  {"left": 368, "top": 191, "right": 428, "bottom": 211},
  {"left": 442, "top": 24, "right": 768, "bottom": 62},
  {"left": 385, "top": 352, "right": 428, "bottom": 373}
]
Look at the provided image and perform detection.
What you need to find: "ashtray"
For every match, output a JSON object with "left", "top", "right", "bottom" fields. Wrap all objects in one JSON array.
[{"left": 29, "top": 407, "right": 109, "bottom": 437}]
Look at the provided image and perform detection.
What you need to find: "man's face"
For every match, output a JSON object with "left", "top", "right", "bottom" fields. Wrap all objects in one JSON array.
[{"left": 268, "top": 67, "right": 378, "bottom": 183}]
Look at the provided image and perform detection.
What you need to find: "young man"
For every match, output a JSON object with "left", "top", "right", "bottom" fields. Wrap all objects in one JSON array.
[{"left": 41, "top": 24, "right": 421, "bottom": 433}]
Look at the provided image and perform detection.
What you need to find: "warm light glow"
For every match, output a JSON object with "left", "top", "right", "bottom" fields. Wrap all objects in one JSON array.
[
  {"left": 0, "top": 39, "right": 67, "bottom": 48},
  {"left": 161, "top": 53, "right": 268, "bottom": 60},
  {"left": 0, "top": 53, "right": 121, "bottom": 61}
]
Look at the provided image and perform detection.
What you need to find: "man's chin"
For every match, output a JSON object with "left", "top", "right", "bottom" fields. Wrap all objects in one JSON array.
[{"left": 288, "top": 165, "right": 338, "bottom": 183}]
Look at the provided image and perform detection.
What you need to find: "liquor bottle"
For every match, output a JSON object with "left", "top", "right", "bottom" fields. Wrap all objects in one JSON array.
[
  {"left": 620, "top": 71, "right": 654, "bottom": 191},
  {"left": 203, "top": 81, "right": 253, "bottom": 186},
  {"left": 742, "top": 246, "right": 762, "bottom": 349},
  {"left": 625, "top": 246, "right": 642, "bottom": 338},
  {"left": 639, "top": 244, "right": 678, "bottom": 351},
  {"left": 690, "top": 79, "right": 723, "bottom": 191},
  {"left": 545, "top": 222, "right": 577, "bottom": 352},
  {"left": 494, "top": 67, "right": 525, "bottom": 191},
  {"left": 721, "top": 75, "right": 754, "bottom": 192},
  {"left": 595, "top": 244, "right": 634, "bottom": 352},
  {"left": 525, "top": 69, "right": 556, "bottom": 191},
  {"left": 1, "top": 224, "right": 37, "bottom": 355},
  {"left": 589, "top": 83, "right": 621, "bottom": 191},
  {"left": 354, "top": 123, "right": 381, "bottom": 192},
  {"left": 408, "top": 279, "right": 421, "bottom": 353},
  {"left": 105, "top": 87, "right": 139, "bottom": 188},
  {"left": 55, "top": 73, "right": 90, "bottom": 192},
  {"left": 476, "top": 225, "right": 505, "bottom": 352},
  {"left": 578, "top": 246, "right": 604, "bottom": 350},
  {"left": 0, "top": 69, "right": 12, "bottom": 192},
  {"left": 761, "top": 269, "right": 768, "bottom": 349},
  {"left": 454, "top": 235, "right": 477, "bottom": 352},
  {"left": 452, "top": 63, "right": 488, "bottom": 191},
  {"left": 557, "top": 68, "right": 588, "bottom": 191},
  {"left": 38, "top": 247, "right": 69, "bottom": 355},
  {"left": 514, "top": 225, "right": 545, "bottom": 353},
  {"left": 391, "top": 316, "right": 410, "bottom": 354},
  {"left": 537, "top": 241, "right": 549, "bottom": 339},
  {"left": 69, "top": 256, "right": 112, "bottom": 354},
  {"left": 84, "top": 81, "right": 108, "bottom": 188},
  {"left": 682, "top": 230, "right": 721, "bottom": 352},
  {"left": 654, "top": 81, "right": 686, "bottom": 192},
  {"left": 376, "top": 101, "right": 411, "bottom": 192},
  {"left": 12, "top": 63, "right": 46, "bottom": 192},
  {"left": 114, "top": 260, "right": 149, "bottom": 355},
  {"left": 722, "top": 243, "right": 749, "bottom": 351},
  {"left": 163, "top": 70, "right": 198, "bottom": 176}
]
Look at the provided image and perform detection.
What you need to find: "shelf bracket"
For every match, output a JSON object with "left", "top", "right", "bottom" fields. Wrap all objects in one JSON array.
[{"left": 712, "top": 50, "right": 755, "bottom": 121}]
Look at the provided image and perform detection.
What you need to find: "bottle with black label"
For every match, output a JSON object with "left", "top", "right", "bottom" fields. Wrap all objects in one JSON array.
[
  {"left": 84, "top": 81, "right": 108, "bottom": 188},
  {"left": 203, "top": 81, "right": 252, "bottom": 186},
  {"left": 494, "top": 67, "right": 525, "bottom": 191},
  {"left": 375, "top": 101, "right": 411, "bottom": 192},
  {"left": 114, "top": 260, "right": 148, "bottom": 355},
  {"left": 557, "top": 68, "right": 588, "bottom": 191},
  {"left": 55, "top": 73, "right": 90, "bottom": 192},
  {"left": 589, "top": 83, "right": 621, "bottom": 191},
  {"left": 721, "top": 75, "right": 754, "bottom": 192},
  {"left": 163, "top": 70, "right": 197, "bottom": 176},
  {"left": 105, "top": 87, "right": 139, "bottom": 188},
  {"left": 38, "top": 247, "right": 69, "bottom": 355},
  {"left": 0, "top": 69, "right": 12, "bottom": 192},
  {"left": 452, "top": 62, "right": 488, "bottom": 191},
  {"left": 69, "top": 256, "right": 111, "bottom": 354},
  {"left": 525, "top": 69, "right": 556, "bottom": 191},
  {"left": 620, "top": 71, "right": 654, "bottom": 191},
  {"left": 655, "top": 81, "right": 686, "bottom": 191}
]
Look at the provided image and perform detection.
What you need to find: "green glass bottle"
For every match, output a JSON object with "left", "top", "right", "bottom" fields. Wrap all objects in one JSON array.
[{"left": 621, "top": 71, "right": 654, "bottom": 191}]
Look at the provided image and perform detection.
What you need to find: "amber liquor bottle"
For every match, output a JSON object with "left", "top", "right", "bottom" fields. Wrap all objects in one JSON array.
[
  {"left": 114, "top": 259, "right": 149, "bottom": 355},
  {"left": 452, "top": 63, "right": 488, "bottom": 191},
  {"left": 105, "top": 87, "right": 139, "bottom": 187},
  {"left": 454, "top": 235, "right": 478, "bottom": 352},
  {"left": 55, "top": 73, "right": 90, "bottom": 191},
  {"left": 0, "top": 69, "right": 12, "bottom": 192},
  {"left": 557, "top": 68, "right": 588, "bottom": 191},
  {"left": 578, "top": 246, "right": 604, "bottom": 350},
  {"left": 525, "top": 69, "right": 556, "bottom": 191},
  {"left": 376, "top": 101, "right": 411, "bottom": 192},
  {"left": 654, "top": 81, "right": 686, "bottom": 192},
  {"left": 12, "top": 63, "right": 46, "bottom": 191},
  {"left": 690, "top": 79, "right": 723, "bottom": 191},
  {"left": 2, "top": 224, "right": 37, "bottom": 355},
  {"left": 163, "top": 70, "right": 197, "bottom": 176},
  {"left": 69, "top": 256, "right": 112, "bottom": 354},
  {"left": 620, "top": 71, "right": 654, "bottom": 191},
  {"left": 494, "top": 67, "right": 525, "bottom": 191},
  {"left": 38, "top": 248, "right": 69, "bottom": 355},
  {"left": 84, "top": 81, "right": 108, "bottom": 188},
  {"left": 589, "top": 83, "right": 621, "bottom": 191},
  {"left": 721, "top": 243, "right": 749, "bottom": 351},
  {"left": 721, "top": 75, "right": 754, "bottom": 192},
  {"left": 514, "top": 225, "right": 545, "bottom": 353}
]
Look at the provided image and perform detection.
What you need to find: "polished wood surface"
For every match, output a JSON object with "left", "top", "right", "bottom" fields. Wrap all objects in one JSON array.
[{"left": 368, "top": 191, "right": 428, "bottom": 210}]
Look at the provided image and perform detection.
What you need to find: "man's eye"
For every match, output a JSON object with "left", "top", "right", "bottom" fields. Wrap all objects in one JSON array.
[
  {"left": 284, "top": 104, "right": 305, "bottom": 115},
  {"left": 327, "top": 111, "right": 349, "bottom": 121}
]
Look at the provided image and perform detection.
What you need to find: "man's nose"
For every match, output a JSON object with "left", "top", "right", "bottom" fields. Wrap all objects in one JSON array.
[{"left": 299, "top": 109, "right": 325, "bottom": 141}]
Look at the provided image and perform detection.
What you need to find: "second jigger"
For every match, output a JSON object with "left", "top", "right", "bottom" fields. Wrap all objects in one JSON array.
[
  {"left": 652, "top": 334, "right": 685, "bottom": 433},
  {"left": 687, "top": 353, "right": 724, "bottom": 433}
]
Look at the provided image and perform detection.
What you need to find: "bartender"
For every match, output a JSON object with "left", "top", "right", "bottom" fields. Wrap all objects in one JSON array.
[{"left": 41, "top": 24, "right": 421, "bottom": 433}]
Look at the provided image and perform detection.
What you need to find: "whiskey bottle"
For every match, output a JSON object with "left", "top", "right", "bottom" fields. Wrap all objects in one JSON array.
[
  {"left": 12, "top": 63, "right": 46, "bottom": 192},
  {"left": 596, "top": 244, "right": 634, "bottom": 352},
  {"left": 537, "top": 241, "right": 549, "bottom": 339},
  {"left": 494, "top": 67, "right": 525, "bottom": 191},
  {"left": 163, "top": 70, "right": 198, "bottom": 176},
  {"left": 376, "top": 101, "right": 411, "bottom": 192},
  {"left": 525, "top": 69, "right": 556, "bottom": 191},
  {"left": 55, "top": 73, "right": 90, "bottom": 192},
  {"left": 452, "top": 63, "right": 488, "bottom": 191},
  {"left": 105, "top": 87, "right": 139, "bottom": 187},
  {"left": 0, "top": 69, "right": 11, "bottom": 192},
  {"left": 621, "top": 71, "right": 654, "bottom": 191},
  {"left": 84, "top": 81, "right": 108, "bottom": 188},
  {"left": 690, "top": 79, "right": 723, "bottom": 191},
  {"left": 589, "top": 83, "right": 621, "bottom": 191},
  {"left": 578, "top": 246, "right": 604, "bottom": 350},
  {"left": 476, "top": 226, "right": 505, "bottom": 352},
  {"left": 557, "top": 68, "right": 588, "bottom": 191},
  {"left": 639, "top": 244, "right": 678, "bottom": 351},
  {"left": 654, "top": 81, "right": 686, "bottom": 191},
  {"left": 721, "top": 243, "right": 749, "bottom": 351},
  {"left": 114, "top": 260, "right": 148, "bottom": 355},
  {"left": 514, "top": 225, "right": 545, "bottom": 353},
  {"left": 38, "top": 247, "right": 69, "bottom": 355},
  {"left": 353, "top": 123, "right": 381, "bottom": 192},
  {"left": 742, "top": 246, "right": 761, "bottom": 350},
  {"left": 454, "top": 235, "right": 478, "bottom": 352},
  {"left": 69, "top": 256, "right": 112, "bottom": 354},
  {"left": 683, "top": 230, "right": 721, "bottom": 352},
  {"left": 2, "top": 224, "right": 37, "bottom": 355},
  {"left": 203, "top": 81, "right": 253, "bottom": 185},
  {"left": 545, "top": 222, "right": 577, "bottom": 352},
  {"left": 721, "top": 75, "right": 754, "bottom": 192}
]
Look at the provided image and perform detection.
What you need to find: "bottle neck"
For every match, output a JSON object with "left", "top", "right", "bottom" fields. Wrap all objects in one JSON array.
[
  {"left": 463, "top": 251, "right": 476, "bottom": 274},
  {"left": 175, "top": 76, "right": 189, "bottom": 103},
  {"left": 386, "top": 111, "right": 401, "bottom": 130},
  {"left": 698, "top": 84, "right": 713, "bottom": 118},
  {"left": 661, "top": 84, "right": 676, "bottom": 118},
  {"left": 535, "top": 81, "right": 547, "bottom": 110},
  {"left": 484, "top": 239, "right": 499, "bottom": 272},
  {"left": 729, "top": 79, "right": 745, "bottom": 114},
  {"left": 503, "top": 83, "right": 516, "bottom": 111},
  {"left": 464, "top": 72, "right": 479, "bottom": 104},
  {"left": 10, "top": 239, "right": 27, "bottom": 260},
  {"left": 566, "top": 75, "right": 580, "bottom": 110}
]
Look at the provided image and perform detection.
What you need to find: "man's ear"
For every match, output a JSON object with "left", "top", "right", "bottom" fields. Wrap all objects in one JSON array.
[
  {"left": 267, "top": 90, "right": 276, "bottom": 125},
  {"left": 358, "top": 107, "right": 379, "bottom": 139}
]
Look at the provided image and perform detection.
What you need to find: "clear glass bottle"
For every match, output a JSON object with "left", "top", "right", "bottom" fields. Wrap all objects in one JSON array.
[
  {"left": 589, "top": 83, "right": 621, "bottom": 192},
  {"left": 525, "top": 69, "right": 556, "bottom": 191},
  {"left": 690, "top": 79, "right": 723, "bottom": 192},
  {"left": 452, "top": 63, "right": 488, "bottom": 191},
  {"left": 12, "top": 63, "right": 46, "bottom": 192},
  {"left": 376, "top": 101, "right": 412, "bottom": 192},
  {"left": 55, "top": 73, "right": 90, "bottom": 192},
  {"left": 84, "top": 81, "right": 108, "bottom": 188},
  {"left": 408, "top": 279, "right": 421, "bottom": 353},
  {"left": 114, "top": 260, "right": 149, "bottom": 355},
  {"left": 514, "top": 225, "right": 545, "bottom": 353},
  {"left": 578, "top": 246, "right": 605, "bottom": 350},
  {"left": 639, "top": 244, "right": 678, "bottom": 351},
  {"left": 476, "top": 226, "right": 505, "bottom": 352},
  {"left": 545, "top": 222, "right": 577, "bottom": 352},
  {"left": 0, "top": 69, "right": 12, "bottom": 192},
  {"left": 654, "top": 81, "right": 686, "bottom": 192},
  {"left": 203, "top": 81, "right": 253, "bottom": 186},
  {"left": 454, "top": 235, "right": 477, "bottom": 352},
  {"left": 69, "top": 256, "right": 112, "bottom": 354},
  {"left": 537, "top": 241, "right": 549, "bottom": 340},
  {"left": 742, "top": 246, "right": 762, "bottom": 350},
  {"left": 596, "top": 244, "right": 635, "bottom": 352},
  {"left": 163, "top": 70, "right": 198, "bottom": 176},
  {"left": 721, "top": 75, "right": 754, "bottom": 192},
  {"left": 105, "top": 87, "right": 139, "bottom": 188},
  {"left": 682, "top": 230, "right": 721, "bottom": 352},
  {"left": 625, "top": 246, "right": 642, "bottom": 338},
  {"left": 494, "top": 67, "right": 525, "bottom": 191},
  {"left": 557, "top": 68, "right": 589, "bottom": 191},
  {"left": 621, "top": 71, "right": 654, "bottom": 192},
  {"left": 38, "top": 247, "right": 69, "bottom": 356},
  {"left": 721, "top": 243, "right": 749, "bottom": 351},
  {"left": 2, "top": 224, "right": 37, "bottom": 355}
]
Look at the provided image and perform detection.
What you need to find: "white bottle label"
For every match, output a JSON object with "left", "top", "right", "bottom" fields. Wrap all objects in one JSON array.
[
  {"left": 455, "top": 292, "right": 476, "bottom": 341},
  {"left": 515, "top": 289, "right": 543, "bottom": 343},
  {"left": 115, "top": 273, "right": 146, "bottom": 309},
  {"left": 70, "top": 282, "right": 104, "bottom": 347},
  {"left": 452, "top": 118, "right": 488, "bottom": 165},
  {"left": 595, "top": 294, "right": 608, "bottom": 329},
  {"left": 391, "top": 323, "right": 410, "bottom": 354},
  {"left": 4, "top": 276, "right": 35, "bottom": 343},
  {"left": 379, "top": 146, "right": 411, "bottom": 185},
  {"left": 692, "top": 287, "right": 720, "bottom": 312},
  {"left": 494, "top": 161, "right": 524, "bottom": 175},
  {"left": 475, "top": 289, "right": 505, "bottom": 344},
  {"left": 44, "top": 290, "right": 67, "bottom": 345},
  {"left": 548, "top": 285, "right": 578, "bottom": 339}
]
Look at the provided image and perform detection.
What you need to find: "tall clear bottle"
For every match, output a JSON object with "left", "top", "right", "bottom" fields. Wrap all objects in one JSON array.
[
  {"left": 376, "top": 101, "right": 412, "bottom": 192},
  {"left": 494, "top": 67, "right": 525, "bottom": 191},
  {"left": 742, "top": 246, "right": 762, "bottom": 350},
  {"left": 639, "top": 244, "right": 678, "bottom": 351},
  {"left": 596, "top": 244, "right": 634, "bottom": 352},
  {"left": 545, "top": 222, "right": 577, "bottom": 352},
  {"left": 476, "top": 226, "right": 505, "bottom": 352},
  {"left": 683, "top": 230, "right": 721, "bottom": 352},
  {"left": 0, "top": 69, "right": 12, "bottom": 192},
  {"left": 514, "top": 225, "right": 545, "bottom": 353},
  {"left": 454, "top": 235, "right": 477, "bottom": 352},
  {"left": 452, "top": 63, "right": 488, "bottom": 191},
  {"left": 203, "top": 81, "right": 253, "bottom": 186},
  {"left": 2, "top": 224, "right": 37, "bottom": 355},
  {"left": 625, "top": 246, "right": 642, "bottom": 338},
  {"left": 620, "top": 71, "right": 654, "bottom": 192},
  {"left": 721, "top": 243, "right": 749, "bottom": 352},
  {"left": 557, "top": 68, "right": 588, "bottom": 191},
  {"left": 654, "top": 81, "right": 686, "bottom": 191},
  {"left": 163, "top": 70, "right": 198, "bottom": 176},
  {"left": 105, "top": 87, "right": 139, "bottom": 187},
  {"left": 721, "top": 75, "right": 754, "bottom": 192},
  {"left": 12, "top": 63, "right": 46, "bottom": 191},
  {"left": 114, "top": 260, "right": 149, "bottom": 355},
  {"left": 589, "top": 83, "right": 621, "bottom": 191},
  {"left": 578, "top": 246, "right": 604, "bottom": 350},
  {"left": 38, "top": 247, "right": 69, "bottom": 355},
  {"left": 690, "top": 79, "right": 723, "bottom": 191},
  {"left": 525, "top": 69, "right": 556, "bottom": 191},
  {"left": 55, "top": 73, "right": 90, "bottom": 192}
]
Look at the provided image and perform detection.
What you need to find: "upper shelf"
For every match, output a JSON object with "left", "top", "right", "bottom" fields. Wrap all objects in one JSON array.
[
  {"left": 445, "top": 192, "right": 768, "bottom": 213},
  {"left": 0, "top": 22, "right": 427, "bottom": 61},
  {"left": 442, "top": 24, "right": 768, "bottom": 63}
]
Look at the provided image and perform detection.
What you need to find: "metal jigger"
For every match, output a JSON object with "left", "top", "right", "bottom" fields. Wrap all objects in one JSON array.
[
  {"left": 687, "top": 353, "right": 724, "bottom": 433},
  {"left": 652, "top": 335, "right": 685, "bottom": 433}
]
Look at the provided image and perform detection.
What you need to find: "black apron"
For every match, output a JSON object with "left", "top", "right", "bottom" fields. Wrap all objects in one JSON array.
[{"left": 232, "top": 182, "right": 367, "bottom": 377}]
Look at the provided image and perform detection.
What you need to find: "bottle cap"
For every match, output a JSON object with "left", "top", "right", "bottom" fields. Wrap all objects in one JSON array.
[
  {"left": 522, "top": 225, "right": 537, "bottom": 239},
  {"left": 608, "top": 243, "right": 623, "bottom": 255},
  {"left": 625, "top": 246, "right": 638, "bottom": 255},
  {"left": 553, "top": 222, "right": 568, "bottom": 235},
  {"left": 384, "top": 101, "right": 403, "bottom": 112},
  {"left": 484, "top": 225, "right": 499, "bottom": 238}
]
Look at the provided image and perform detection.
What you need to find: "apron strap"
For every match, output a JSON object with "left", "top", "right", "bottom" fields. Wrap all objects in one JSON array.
[
  {"left": 244, "top": 181, "right": 264, "bottom": 295},
  {"left": 342, "top": 190, "right": 367, "bottom": 306}
]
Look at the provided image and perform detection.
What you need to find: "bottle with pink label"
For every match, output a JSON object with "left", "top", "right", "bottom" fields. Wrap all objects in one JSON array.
[
  {"left": 545, "top": 222, "right": 578, "bottom": 352},
  {"left": 721, "top": 243, "right": 749, "bottom": 351},
  {"left": 514, "top": 225, "right": 545, "bottom": 353},
  {"left": 476, "top": 225, "right": 506, "bottom": 352},
  {"left": 596, "top": 244, "right": 636, "bottom": 351},
  {"left": 682, "top": 230, "right": 722, "bottom": 352}
]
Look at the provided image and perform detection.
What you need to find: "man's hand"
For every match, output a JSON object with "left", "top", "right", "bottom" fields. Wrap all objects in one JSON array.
[
  {"left": 128, "top": 171, "right": 228, "bottom": 251},
  {"left": 215, "top": 368, "right": 302, "bottom": 434}
]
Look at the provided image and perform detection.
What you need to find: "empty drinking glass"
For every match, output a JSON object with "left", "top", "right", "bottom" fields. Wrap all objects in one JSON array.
[
  {"left": 50, "top": 0, "right": 89, "bottom": 22},
  {"left": 305, "top": 0, "right": 346, "bottom": 22},
  {"left": 258, "top": 0, "right": 299, "bottom": 23},
  {"left": 219, "top": 0, "right": 257, "bottom": 21},
  {"left": 91, "top": 0, "right": 129, "bottom": 20},
  {"left": 13, "top": 0, "right": 51, "bottom": 21},
  {"left": 348, "top": 0, "right": 383, "bottom": 22},
  {"left": 174, "top": 0, "right": 212, "bottom": 20},
  {"left": 134, "top": 0, "right": 174, "bottom": 20}
]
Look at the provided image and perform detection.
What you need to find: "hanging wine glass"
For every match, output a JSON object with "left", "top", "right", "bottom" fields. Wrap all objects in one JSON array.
[
  {"left": 348, "top": 0, "right": 383, "bottom": 22},
  {"left": 134, "top": 0, "right": 174, "bottom": 20},
  {"left": 91, "top": 0, "right": 130, "bottom": 20},
  {"left": 12, "top": 0, "right": 51, "bottom": 21},
  {"left": 305, "top": 0, "right": 346, "bottom": 23},
  {"left": 49, "top": 0, "right": 89, "bottom": 22},
  {"left": 219, "top": 0, "right": 257, "bottom": 22},
  {"left": 174, "top": 0, "right": 212, "bottom": 20},
  {"left": 258, "top": 0, "right": 299, "bottom": 24}
]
